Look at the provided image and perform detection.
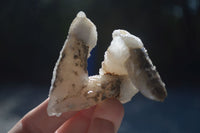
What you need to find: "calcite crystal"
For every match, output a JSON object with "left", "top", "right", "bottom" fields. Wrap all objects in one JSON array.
[{"left": 47, "top": 11, "right": 167, "bottom": 117}]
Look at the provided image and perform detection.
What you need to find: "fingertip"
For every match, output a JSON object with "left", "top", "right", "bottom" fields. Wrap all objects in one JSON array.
[
  {"left": 88, "top": 98, "right": 124, "bottom": 133},
  {"left": 56, "top": 106, "right": 96, "bottom": 133}
]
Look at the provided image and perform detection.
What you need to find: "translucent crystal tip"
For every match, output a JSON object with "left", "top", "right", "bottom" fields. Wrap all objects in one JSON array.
[{"left": 77, "top": 11, "right": 86, "bottom": 18}]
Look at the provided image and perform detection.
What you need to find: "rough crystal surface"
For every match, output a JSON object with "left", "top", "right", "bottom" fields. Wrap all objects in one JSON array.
[{"left": 47, "top": 12, "right": 167, "bottom": 117}]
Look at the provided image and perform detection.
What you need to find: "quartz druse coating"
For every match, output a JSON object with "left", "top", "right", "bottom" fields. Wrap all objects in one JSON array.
[{"left": 47, "top": 11, "right": 167, "bottom": 117}]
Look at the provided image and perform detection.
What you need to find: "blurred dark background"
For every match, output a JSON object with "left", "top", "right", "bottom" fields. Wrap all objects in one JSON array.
[{"left": 0, "top": 0, "right": 200, "bottom": 132}]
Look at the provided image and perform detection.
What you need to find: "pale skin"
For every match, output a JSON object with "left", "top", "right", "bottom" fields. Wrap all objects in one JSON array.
[{"left": 9, "top": 98, "right": 124, "bottom": 133}]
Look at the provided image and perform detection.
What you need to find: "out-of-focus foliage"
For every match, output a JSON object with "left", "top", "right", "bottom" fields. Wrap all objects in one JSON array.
[{"left": 0, "top": 0, "right": 199, "bottom": 87}]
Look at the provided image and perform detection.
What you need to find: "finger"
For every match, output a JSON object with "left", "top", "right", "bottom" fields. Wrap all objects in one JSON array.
[
  {"left": 87, "top": 98, "right": 124, "bottom": 133},
  {"left": 56, "top": 106, "right": 96, "bottom": 133},
  {"left": 9, "top": 98, "right": 77, "bottom": 133}
]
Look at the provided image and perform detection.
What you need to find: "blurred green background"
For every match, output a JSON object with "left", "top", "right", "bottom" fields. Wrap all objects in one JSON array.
[{"left": 0, "top": 0, "right": 200, "bottom": 132}]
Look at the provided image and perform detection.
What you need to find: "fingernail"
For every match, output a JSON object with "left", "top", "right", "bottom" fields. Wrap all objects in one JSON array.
[
  {"left": 79, "top": 106, "right": 96, "bottom": 119},
  {"left": 88, "top": 118, "right": 115, "bottom": 133}
]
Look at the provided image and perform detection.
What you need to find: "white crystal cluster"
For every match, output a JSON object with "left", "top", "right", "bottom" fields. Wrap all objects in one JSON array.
[{"left": 47, "top": 11, "right": 167, "bottom": 117}]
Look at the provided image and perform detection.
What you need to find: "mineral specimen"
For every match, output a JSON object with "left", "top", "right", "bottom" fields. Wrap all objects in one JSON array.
[{"left": 47, "top": 11, "right": 167, "bottom": 117}]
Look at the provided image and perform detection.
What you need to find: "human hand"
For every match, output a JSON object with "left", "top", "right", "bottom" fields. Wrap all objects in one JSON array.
[{"left": 9, "top": 98, "right": 124, "bottom": 133}]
